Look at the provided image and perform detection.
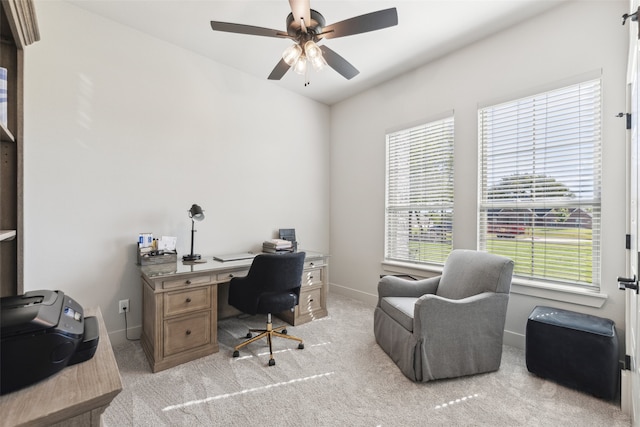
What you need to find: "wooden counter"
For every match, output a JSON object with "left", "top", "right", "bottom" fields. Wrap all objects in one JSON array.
[{"left": 0, "top": 307, "right": 122, "bottom": 426}]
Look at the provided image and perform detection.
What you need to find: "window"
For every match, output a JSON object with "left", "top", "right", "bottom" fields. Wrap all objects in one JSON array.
[
  {"left": 385, "top": 116, "right": 454, "bottom": 265},
  {"left": 478, "top": 79, "right": 601, "bottom": 288}
]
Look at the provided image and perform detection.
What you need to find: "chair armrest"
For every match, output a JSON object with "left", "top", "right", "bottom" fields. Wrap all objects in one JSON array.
[
  {"left": 378, "top": 275, "right": 440, "bottom": 299},
  {"left": 413, "top": 292, "right": 509, "bottom": 339}
]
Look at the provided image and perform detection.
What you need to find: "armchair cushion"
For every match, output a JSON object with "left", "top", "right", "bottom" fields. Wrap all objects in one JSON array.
[
  {"left": 437, "top": 249, "right": 513, "bottom": 299},
  {"left": 379, "top": 297, "right": 417, "bottom": 332}
]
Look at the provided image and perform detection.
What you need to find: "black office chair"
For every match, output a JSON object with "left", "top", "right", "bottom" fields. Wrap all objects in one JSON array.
[{"left": 228, "top": 251, "right": 306, "bottom": 366}]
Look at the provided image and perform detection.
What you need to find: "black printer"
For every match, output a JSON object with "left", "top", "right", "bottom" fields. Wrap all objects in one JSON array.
[{"left": 0, "top": 290, "right": 99, "bottom": 395}]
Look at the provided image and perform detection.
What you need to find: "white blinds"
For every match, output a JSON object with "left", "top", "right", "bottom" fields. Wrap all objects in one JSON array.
[
  {"left": 478, "top": 79, "right": 601, "bottom": 287},
  {"left": 385, "top": 116, "right": 454, "bottom": 265}
]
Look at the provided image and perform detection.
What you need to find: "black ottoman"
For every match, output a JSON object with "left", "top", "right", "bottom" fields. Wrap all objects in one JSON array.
[{"left": 526, "top": 306, "right": 619, "bottom": 400}]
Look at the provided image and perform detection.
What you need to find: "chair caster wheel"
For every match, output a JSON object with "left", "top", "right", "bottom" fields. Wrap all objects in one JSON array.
[
  {"left": 233, "top": 350, "right": 239, "bottom": 358},
  {"left": 268, "top": 359, "right": 275, "bottom": 366},
  {"left": 298, "top": 343, "right": 304, "bottom": 350},
  {"left": 245, "top": 333, "right": 252, "bottom": 339},
  {"left": 282, "top": 329, "right": 287, "bottom": 335}
]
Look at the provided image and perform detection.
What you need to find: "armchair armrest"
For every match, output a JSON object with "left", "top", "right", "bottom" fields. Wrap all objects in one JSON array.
[
  {"left": 378, "top": 275, "right": 440, "bottom": 299},
  {"left": 413, "top": 292, "right": 509, "bottom": 340},
  {"left": 409, "top": 292, "right": 510, "bottom": 380}
]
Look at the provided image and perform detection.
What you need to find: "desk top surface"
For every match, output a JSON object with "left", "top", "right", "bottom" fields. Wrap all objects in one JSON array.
[
  {"left": 140, "top": 250, "right": 327, "bottom": 279},
  {"left": 0, "top": 307, "right": 122, "bottom": 427}
]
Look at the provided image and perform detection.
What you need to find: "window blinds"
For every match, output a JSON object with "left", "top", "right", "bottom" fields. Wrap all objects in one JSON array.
[
  {"left": 385, "top": 116, "right": 454, "bottom": 265},
  {"left": 478, "top": 79, "right": 601, "bottom": 287}
]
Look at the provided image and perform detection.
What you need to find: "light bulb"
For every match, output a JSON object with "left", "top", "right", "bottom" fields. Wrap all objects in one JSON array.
[
  {"left": 310, "top": 55, "right": 327, "bottom": 71},
  {"left": 304, "top": 41, "right": 322, "bottom": 59},
  {"left": 293, "top": 56, "right": 307, "bottom": 75},
  {"left": 282, "top": 44, "right": 302, "bottom": 66}
]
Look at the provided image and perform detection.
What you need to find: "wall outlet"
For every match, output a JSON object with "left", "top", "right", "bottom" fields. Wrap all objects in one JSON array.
[{"left": 118, "top": 299, "right": 130, "bottom": 314}]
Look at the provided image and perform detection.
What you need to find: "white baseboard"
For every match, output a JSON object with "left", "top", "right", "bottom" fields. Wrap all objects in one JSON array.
[
  {"left": 328, "top": 283, "right": 377, "bottom": 306},
  {"left": 503, "top": 330, "right": 525, "bottom": 350},
  {"left": 108, "top": 325, "right": 142, "bottom": 347}
]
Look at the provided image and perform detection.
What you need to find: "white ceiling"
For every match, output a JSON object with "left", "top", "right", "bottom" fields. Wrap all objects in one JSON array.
[{"left": 65, "top": 0, "right": 568, "bottom": 105}]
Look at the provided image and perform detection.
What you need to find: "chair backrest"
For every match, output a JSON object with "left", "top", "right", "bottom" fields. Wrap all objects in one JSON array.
[
  {"left": 245, "top": 252, "right": 306, "bottom": 292},
  {"left": 436, "top": 249, "right": 514, "bottom": 300}
]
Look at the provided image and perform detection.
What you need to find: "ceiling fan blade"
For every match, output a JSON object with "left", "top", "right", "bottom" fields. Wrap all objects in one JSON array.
[
  {"left": 322, "top": 8, "right": 398, "bottom": 39},
  {"left": 210, "top": 21, "right": 289, "bottom": 38},
  {"left": 288, "top": 0, "right": 311, "bottom": 29},
  {"left": 268, "top": 58, "right": 291, "bottom": 80},
  {"left": 319, "top": 45, "right": 359, "bottom": 80}
]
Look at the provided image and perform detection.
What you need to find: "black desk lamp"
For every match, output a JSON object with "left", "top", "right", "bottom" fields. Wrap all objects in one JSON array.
[{"left": 183, "top": 204, "right": 205, "bottom": 261}]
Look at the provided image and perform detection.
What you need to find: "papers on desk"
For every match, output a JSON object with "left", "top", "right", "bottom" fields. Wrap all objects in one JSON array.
[
  {"left": 212, "top": 239, "right": 295, "bottom": 262},
  {"left": 158, "top": 236, "right": 177, "bottom": 252},
  {"left": 262, "top": 239, "right": 294, "bottom": 253}
]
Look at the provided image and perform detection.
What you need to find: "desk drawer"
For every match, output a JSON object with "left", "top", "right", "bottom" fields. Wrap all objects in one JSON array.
[
  {"left": 302, "top": 268, "right": 322, "bottom": 287},
  {"left": 298, "top": 286, "right": 322, "bottom": 315},
  {"left": 304, "top": 259, "right": 324, "bottom": 270},
  {"left": 162, "top": 274, "right": 212, "bottom": 289},
  {"left": 216, "top": 270, "right": 248, "bottom": 283},
  {"left": 163, "top": 311, "right": 211, "bottom": 356},
  {"left": 164, "top": 287, "right": 211, "bottom": 317}
]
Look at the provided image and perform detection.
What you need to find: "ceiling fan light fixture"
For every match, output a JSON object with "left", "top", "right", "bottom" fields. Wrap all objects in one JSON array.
[
  {"left": 293, "top": 55, "right": 307, "bottom": 75},
  {"left": 211, "top": 6, "right": 398, "bottom": 82},
  {"left": 282, "top": 43, "right": 302, "bottom": 66}
]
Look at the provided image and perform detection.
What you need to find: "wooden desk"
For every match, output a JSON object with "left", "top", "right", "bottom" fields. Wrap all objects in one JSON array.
[
  {"left": 140, "top": 251, "right": 329, "bottom": 372},
  {"left": 0, "top": 307, "right": 122, "bottom": 427}
]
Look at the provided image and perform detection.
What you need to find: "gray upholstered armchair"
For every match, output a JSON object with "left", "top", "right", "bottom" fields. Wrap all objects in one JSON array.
[{"left": 374, "top": 249, "right": 514, "bottom": 382}]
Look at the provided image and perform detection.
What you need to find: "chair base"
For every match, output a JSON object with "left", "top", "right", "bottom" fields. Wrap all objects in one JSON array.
[{"left": 232, "top": 313, "right": 303, "bottom": 366}]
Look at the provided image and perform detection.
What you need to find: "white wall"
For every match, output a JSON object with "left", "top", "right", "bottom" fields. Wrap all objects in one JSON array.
[
  {"left": 330, "top": 0, "right": 629, "bottom": 347},
  {"left": 24, "top": 1, "right": 330, "bottom": 343}
]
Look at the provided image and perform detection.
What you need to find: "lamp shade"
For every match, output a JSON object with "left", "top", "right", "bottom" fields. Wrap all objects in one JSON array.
[
  {"left": 310, "top": 55, "right": 327, "bottom": 71},
  {"left": 304, "top": 41, "right": 322, "bottom": 59},
  {"left": 293, "top": 56, "right": 307, "bottom": 75},
  {"left": 188, "top": 204, "right": 204, "bottom": 221},
  {"left": 282, "top": 44, "right": 302, "bottom": 66}
]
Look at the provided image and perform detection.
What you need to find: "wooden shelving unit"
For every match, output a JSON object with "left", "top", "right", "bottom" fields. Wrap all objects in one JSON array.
[{"left": 0, "top": 0, "right": 39, "bottom": 297}]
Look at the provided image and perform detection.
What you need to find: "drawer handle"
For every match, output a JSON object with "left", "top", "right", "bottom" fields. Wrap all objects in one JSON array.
[
  {"left": 309, "top": 275, "right": 314, "bottom": 280},
  {"left": 229, "top": 274, "right": 234, "bottom": 278},
  {"left": 310, "top": 262, "right": 314, "bottom": 267},
  {"left": 186, "top": 297, "right": 192, "bottom": 303},
  {"left": 185, "top": 280, "right": 192, "bottom": 285},
  {"left": 185, "top": 329, "right": 191, "bottom": 335}
]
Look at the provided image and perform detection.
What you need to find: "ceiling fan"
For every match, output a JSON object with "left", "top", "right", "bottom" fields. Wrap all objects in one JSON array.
[{"left": 210, "top": 0, "right": 398, "bottom": 83}]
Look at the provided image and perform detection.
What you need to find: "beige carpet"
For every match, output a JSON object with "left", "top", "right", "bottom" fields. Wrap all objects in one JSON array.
[{"left": 104, "top": 293, "right": 631, "bottom": 426}]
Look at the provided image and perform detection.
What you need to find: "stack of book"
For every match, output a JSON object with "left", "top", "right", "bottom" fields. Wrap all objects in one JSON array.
[{"left": 262, "top": 239, "right": 294, "bottom": 253}]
